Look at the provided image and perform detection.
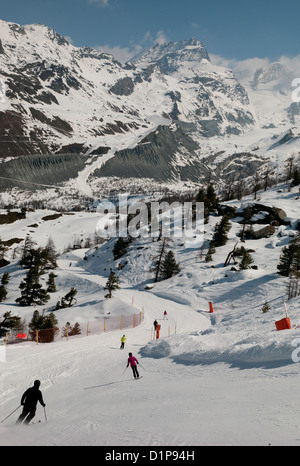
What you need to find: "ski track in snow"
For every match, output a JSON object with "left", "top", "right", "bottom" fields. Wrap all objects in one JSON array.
[
  {"left": 0, "top": 253, "right": 212, "bottom": 446},
  {"left": 1, "top": 263, "right": 300, "bottom": 446},
  {"left": 1, "top": 185, "right": 300, "bottom": 445}
]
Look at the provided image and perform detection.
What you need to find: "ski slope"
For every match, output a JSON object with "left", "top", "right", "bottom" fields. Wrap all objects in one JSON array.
[
  {"left": 0, "top": 280, "right": 212, "bottom": 446},
  {"left": 1, "top": 257, "right": 300, "bottom": 446},
  {"left": 1, "top": 183, "right": 300, "bottom": 446},
  {"left": 1, "top": 284, "right": 300, "bottom": 446}
]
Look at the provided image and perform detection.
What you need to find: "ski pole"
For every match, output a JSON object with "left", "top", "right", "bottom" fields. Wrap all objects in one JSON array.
[
  {"left": 1, "top": 405, "right": 21, "bottom": 423},
  {"left": 138, "top": 363, "right": 149, "bottom": 373},
  {"left": 121, "top": 366, "right": 128, "bottom": 376},
  {"left": 44, "top": 407, "right": 47, "bottom": 424}
]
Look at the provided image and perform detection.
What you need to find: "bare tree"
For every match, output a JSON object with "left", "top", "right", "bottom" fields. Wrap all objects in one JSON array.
[
  {"left": 288, "top": 272, "right": 300, "bottom": 300},
  {"left": 263, "top": 161, "right": 271, "bottom": 192},
  {"left": 285, "top": 155, "right": 295, "bottom": 182},
  {"left": 252, "top": 171, "right": 262, "bottom": 200}
]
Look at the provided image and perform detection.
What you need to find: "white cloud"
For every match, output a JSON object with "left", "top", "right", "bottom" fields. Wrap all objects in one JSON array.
[
  {"left": 154, "top": 30, "right": 168, "bottom": 46},
  {"left": 88, "top": 0, "right": 109, "bottom": 6},
  {"left": 210, "top": 53, "right": 300, "bottom": 89},
  {"left": 95, "top": 44, "right": 141, "bottom": 63},
  {"left": 231, "top": 57, "right": 271, "bottom": 83},
  {"left": 64, "top": 35, "right": 74, "bottom": 45},
  {"left": 278, "top": 54, "right": 300, "bottom": 75},
  {"left": 210, "top": 54, "right": 270, "bottom": 75},
  {"left": 95, "top": 30, "right": 169, "bottom": 63}
]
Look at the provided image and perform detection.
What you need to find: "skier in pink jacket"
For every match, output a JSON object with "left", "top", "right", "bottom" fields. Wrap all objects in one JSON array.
[{"left": 127, "top": 352, "right": 140, "bottom": 379}]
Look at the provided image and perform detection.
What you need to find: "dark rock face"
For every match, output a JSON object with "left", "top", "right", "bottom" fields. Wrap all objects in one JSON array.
[
  {"left": 110, "top": 77, "right": 135, "bottom": 96},
  {"left": 95, "top": 125, "right": 210, "bottom": 182},
  {"left": 252, "top": 225, "right": 276, "bottom": 239},
  {"left": 0, "top": 110, "right": 49, "bottom": 158},
  {"left": 29, "top": 108, "right": 73, "bottom": 135},
  {"left": 0, "top": 153, "right": 86, "bottom": 189},
  {"left": 4, "top": 70, "right": 43, "bottom": 103},
  {"left": 207, "top": 152, "right": 264, "bottom": 183},
  {"left": 0, "top": 39, "right": 5, "bottom": 55},
  {"left": 38, "top": 63, "right": 82, "bottom": 94}
]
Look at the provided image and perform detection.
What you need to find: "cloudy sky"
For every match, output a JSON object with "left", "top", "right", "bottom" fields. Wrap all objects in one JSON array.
[{"left": 1, "top": 0, "right": 299, "bottom": 69}]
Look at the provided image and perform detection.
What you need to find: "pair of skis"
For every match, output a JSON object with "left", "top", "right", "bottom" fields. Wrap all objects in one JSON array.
[
  {"left": 1, "top": 406, "right": 47, "bottom": 425},
  {"left": 30, "top": 408, "right": 47, "bottom": 425},
  {"left": 29, "top": 420, "right": 42, "bottom": 426}
]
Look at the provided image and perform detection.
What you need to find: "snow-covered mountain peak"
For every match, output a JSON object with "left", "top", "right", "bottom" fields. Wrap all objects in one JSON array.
[
  {"left": 132, "top": 37, "right": 211, "bottom": 72},
  {"left": 0, "top": 18, "right": 296, "bottom": 198},
  {"left": 251, "top": 62, "right": 288, "bottom": 89},
  {"left": 0, "top": 19, "right": 76, "bottom": 68},
  {"left": 0, "top": 18, "right": 257, "bottom": 168}
]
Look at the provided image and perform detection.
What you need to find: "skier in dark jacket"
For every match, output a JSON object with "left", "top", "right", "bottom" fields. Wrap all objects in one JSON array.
[{"left": 16, "top": 380, "right": 46, "bottom": 425}]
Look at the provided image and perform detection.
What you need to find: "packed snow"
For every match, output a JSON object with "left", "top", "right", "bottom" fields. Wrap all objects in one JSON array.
[{"left": 0, "top": 182, "right": 300, "bottom": 446}]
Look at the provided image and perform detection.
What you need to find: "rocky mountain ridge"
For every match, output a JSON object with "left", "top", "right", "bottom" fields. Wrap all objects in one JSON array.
[
  {"left": 0, "top": 21, "right": 254, "bottom": 152},
  {"left": 0, "top": 19, "right": 298, "bottom": 196}
]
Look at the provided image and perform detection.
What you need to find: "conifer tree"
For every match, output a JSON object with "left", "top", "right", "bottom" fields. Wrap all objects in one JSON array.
[
  {"left": 205, "top": 249, "right": 213, "bottom": 263},
  {"left": 1, "top": 272, "right": 10, "bottom": 285},
  {"left": 43, "top": 310, "right": 58, "bottom": 330},
  {"left": 277, "top": 239, "right": 300, "bottom": 277},
  {"left": 213, "top": 215, "right": 231, "bottom": 247},
  {"left": 46, "top": 272, "right": 57, "bottom": 293},
  {"left": 206, "top": 183, "right": 219, "bottom": 209},
  {"left": 44, "top": 237, "right": 58, "bottom": 270},
  {"left": 292, "top": 167, "right": 300, "bottom": 186},
  {"left": 16, "top": 269, "right": 50, "bottom": 306},
  {"left": 28, "top": 309, "right": 59, "bottom": 343},
  {"left": 243, "top": 225, "right": 255, "bottom": 240},
  {"left": 62, "top": 322, "right": 81, "bottom": 337},
  {"left": 69, "top": 322, "right": 81, "bottom": 336},
  {"left": 0, "top": 285, "right": 7, "bottom": 302},
  {"left": 239, "top": 247, "right": 254, "bottom": 270},
  {"left": 0, "top": 272, "right": 10, "bottom": 302},
  {"left": 113, "top": 237, "right": 128, "bottom": 260},
  {"left": 64, "top": 288, "right": 77, "bottom": 307},
  {"left": 20, "top": 235, "right": 37, "bottom": 268},
  {"left": 20, "top": 236, "right": 57, "bottom": 275},
  {"left": 0, "top": 311, "right": 22, "bottom": 337},
  {"left": 196, "top": 184, "right": 219, "bottom": 224},
  {"left": 160, "top": 250, "right": 180, "bottom": 280},
  {"left": 196, "top": 188, "right": 209, "bottom": 224},
  {"left": 153, "top": 238, "right": 168, "bottom": 282},
  {"left": 0, "top": 237, "right": 7, "bottom": 261},
  {"left": 62, "top": 322, "right": 70, "bottom": 338},
  {"left": 104, "top": 270, "right": 120, "bottom": 299},
  {"left": 205, "top": 241, "right": 215, "bottom": 262},
  {"left": 56, "top": 288, "right": 77, "bottom": 309}
]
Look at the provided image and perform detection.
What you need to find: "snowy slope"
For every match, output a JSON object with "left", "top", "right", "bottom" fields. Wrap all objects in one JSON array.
[{"left": 1, "top": 183, "right": 300, "bottom": 445}]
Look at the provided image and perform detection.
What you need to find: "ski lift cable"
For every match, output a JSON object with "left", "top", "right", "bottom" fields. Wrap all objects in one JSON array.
[{"left": 0, "top": 175, "right": 65, "bottom": 189}]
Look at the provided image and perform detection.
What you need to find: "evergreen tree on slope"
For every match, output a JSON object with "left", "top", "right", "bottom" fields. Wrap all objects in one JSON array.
[
  {"left": 160, "top": 250, "right": 180, "bottom": 280},
  {"left": 213, "top": 215, "right": 231, "bottom": 247}
]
